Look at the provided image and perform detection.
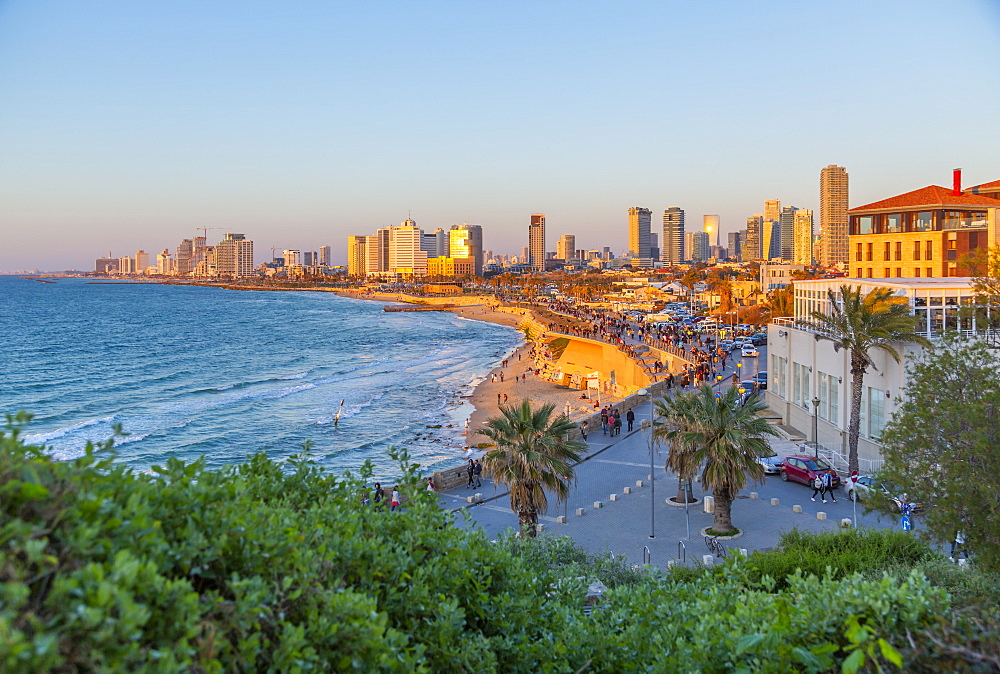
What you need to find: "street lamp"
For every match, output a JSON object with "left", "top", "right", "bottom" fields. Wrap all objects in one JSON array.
[
  {"left": 811, "top": 396, "right": 821, "bottom": 457},
  {"left": 637, "top": 387, "right": 655, "bottom": 539}
]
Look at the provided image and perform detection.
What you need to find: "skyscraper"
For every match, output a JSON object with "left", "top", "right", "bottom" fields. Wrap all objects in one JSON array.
[
  {"left": 820, "top": 165, "right": 849, "bottom": 267},
  {"left": 745, "top": 215, "right": 763, "bottom": 261},
  {"left": 686, "top": 231, "right": 709, "bottom": 262},
  {"left": 319, "top": 245, "right": 331, "bottom": 267},
  {"left": 176, "top": 238, "right": 194, "bottom": 275},
  {"left": 389, "top": 221, "right": 427, "bottom": 277},
  {"left": 529, "top": 214, "right": 546, "bottom": 271},
  {"left": 779, "top": 206, "right": 797, "bottom": 261},
  {"left": 702, "top": 214, "right": 720, "bottom": 248},
  {"left": 135, "top": 250, "right": 149, "bottom": 273},
  {"left": 283, "top": 250, "right": 301, "bottom": 267},
  {"left": 661, "top": 207, "right": 685, "bottom": 265},
  {"left": 628, "top": 207, "right": 652, "bottom": 258},
  {"left": 448, "top": 224, "right": 484, "bottom": 275},
  {"left": 763, "top": 199, "right": 781, "bottom": 224},
  {"left": 216, "top": 233, "right": 255, "bottom": 278},
  {"left": 727, "top": 231, "right": 745, "bottom": 262},
  {"left": 793, "top": 209, "right": 814, "bottom": 265},
  {"left": 557, "top": 234, "right": 576, "bottom": 261},
  {"left": 347, "top": 236, "right": 367, "bottom": 276}
]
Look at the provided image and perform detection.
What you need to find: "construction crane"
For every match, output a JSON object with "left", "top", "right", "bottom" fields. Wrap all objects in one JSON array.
[{"left": 196, "top": 227, "right": 225, "bottom": 242}]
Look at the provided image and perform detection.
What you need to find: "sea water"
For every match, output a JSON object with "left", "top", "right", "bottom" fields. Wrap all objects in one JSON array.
[{"left": 1, "top": 277, "right": 521, "bottom": 478}]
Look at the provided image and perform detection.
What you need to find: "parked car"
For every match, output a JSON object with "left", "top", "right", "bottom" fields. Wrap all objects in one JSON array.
[
  {"left": 756, "top": 447, "right": 782, "bottom": 474},
  {"left": 750, "top": 333, "right": 767, "bottom": 346},
  {"left": 779, "top": 455, "right": 841, "bottom": 488},
  {"left": 741, "top": 346, "right": 759, "bottom": 357},
  {"left": 754, "top": 371, "right": 767, "bottom": 390},
  {"left": 844, "top": 475, "right": 925, "bottom": 512},
  {"left": 719, "top": 340, "right": 735, "bottom": 352}
]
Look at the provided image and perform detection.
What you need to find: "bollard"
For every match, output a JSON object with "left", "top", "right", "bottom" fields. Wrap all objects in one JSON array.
[
  {"left": 739, "top": 548, "right": 748, "bottom": 556},
  {"left": 703, "top": 495, "right": 715, "bottom": 513},
  {"left": 702, "top": 555, "right": 715, "bottom": 566},
  {"left": 610, "top": 494, "right": 618, "bottom": 502},
  {"left": 770, "top": 498, "right": 780, "bottom": 506},
  {"left": 475, "top": 493, "right": 483, "bottom": 502},
  {"left": 817, "top": 512, "right": 827, "bottom": 520},
  {"left": 623, "top": 487, "right": 632, "bottom": 494},
  {"left": 792, "top": 505, "right": 803, "bottom": 513},
  {"left": 841, "top": 518, "right": 853, "bottom": 528},
  {"left": 749, "top": 492, "right": 758, "bottom": 499},
  {"left": 594, "top": 501, "right": 604, "bottom": 509},
  {"left": 636, "top": 480, "right": 644, "bottom": 488},
  {"left": 466, "top": 495, "right": 477, "bottom": 503},
  {"left": 576, "top": 508, "right": 585, "bottom": 516},
  {"left": 536, "top": 524, "right": 545, "bottom": 533},
  {"left": 556, "top": 515, "right": 567, "bottom": 524}
]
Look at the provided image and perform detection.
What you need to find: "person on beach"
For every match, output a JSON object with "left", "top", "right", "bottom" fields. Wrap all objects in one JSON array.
[
  {"left": 626, "top": 408, "right": 635, "bottom": 432},
  {"left": 467, "top": 459, "right": 476, "bottom": 488},
  {"left": 503, "top": 393, "right": 508, "bottom": 403},
  {"left": 373, "top": 483, "right": 384, "bottom": 509},
  {"left": 497, "top": 393, "right": 501, "bottom": 405},
  {"left": 473, "top": 460, "right": 483, "bottom": 488},
  {"left": 499, "top": 371, "right": 504, "bottom": 383},
  {"left": 390, "top": 487, "right": 401, "bottom": 511}
]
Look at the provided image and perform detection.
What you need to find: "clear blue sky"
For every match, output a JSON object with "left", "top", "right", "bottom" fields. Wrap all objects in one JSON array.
[{"left": 1, "top": 0, "right": 998, "bottom": 270}]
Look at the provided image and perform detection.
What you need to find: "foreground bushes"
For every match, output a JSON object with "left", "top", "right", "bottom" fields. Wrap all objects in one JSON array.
[{"left": 1, "top": 413, "right": 997, "bottom": 672}]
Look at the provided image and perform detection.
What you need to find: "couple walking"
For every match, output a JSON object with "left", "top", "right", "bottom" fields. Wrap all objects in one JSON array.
[
  {"left": 466, "top": 459, "right": 483, "bottom": 488},
  {"left": 811, "top": 473, "right": 838, "bottom": 503}
]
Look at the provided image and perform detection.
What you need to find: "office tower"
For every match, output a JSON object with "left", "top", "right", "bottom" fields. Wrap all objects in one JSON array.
[
  {"left": 216, "top": 233, "right": 254, "bottom": 278},
  {"left": 763, "top": 199, "right": 781, "bottom": 224},
  {"left": 745, "top": 215, "right": 762, "bottom": 260},
  {"left": 661, "top": 207, "right": 685, "bottom": 265},
  {"left": 820, "top": 164, "right": 849, "bottom": 267},
  {"left": 319, "top": 245, "right": 331, "bottom": 266},
  {"left": 557, "top": 234, "right": 576, "bottom": 261},
  {"left": 703, "top": 215, "right": 720, "bottom": 248},
  {"left": 117, "top": 256, "right": 133, "bottom": 274},
  {"left": 793, "top": 209, "right": 814, "bottom": 265},
  {"left": 389, "top": 221, "right": 427, "bottom": 277},
  {"left": 520, "top": 246, "right": 530, "bottom": 263},
  {"left": 302, "top": 251, "right": 317, "bottom": 266},
  {"left": 649, "top": 232, "right": 659, "bottom": 262},
  {"left": 283, "top": 250, "right": 301, "bottom": 267},
  {"left": 628, "top": 207, "right": 652, "bottom": 258},
  {"left": 686, "top": 231, "right": 709, "bottom": 262},
  {"left": 727, "top": 231, "right": 744, "bottom": 261},
  {"left": 176, "top": 239, "right": 194, "bottom": 275},
  {"left": 779, "top": 206, "right": 797, "bottom": 261},
  {"left": 420, "top": 229, "right": 441, "bottom": 256},
  {"left": 189, "top": 238, "right": 208, "bottom": 275},
  {"left": 156, "top": 249, "right": 174, "bottom": 275},
  {"left": 135, "top": 250, "right": 149, "bottom": 272},
  {"left": 761, "top": 220, "right": 781, "bottom": 261},
  {"left": 529, "top": 214, "right": 546, "bottom": 271},
  {"left": 347, "top": 236, "right": 367, "bottom": 275},
  {"left": 449, "top": 224, "right": 484, "bottom": 275},
  {"left": 95, "top": 257, "right": 118, "bottom": 273}
]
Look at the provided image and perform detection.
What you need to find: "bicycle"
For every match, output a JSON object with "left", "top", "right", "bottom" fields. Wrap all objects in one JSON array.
[{"left": 705, "top": 535, "right": 727, "bottom": 558}]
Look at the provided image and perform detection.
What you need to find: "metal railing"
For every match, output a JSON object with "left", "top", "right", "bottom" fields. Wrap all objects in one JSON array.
[
  {"left": 800, "top": 442, "right": 884, "bottom": 475},
  {"left": 642, "top": 546, "right": 651, "bottom": 565},
  {"left": 677, "top": 541, "right": 686, "bottom": 565}
]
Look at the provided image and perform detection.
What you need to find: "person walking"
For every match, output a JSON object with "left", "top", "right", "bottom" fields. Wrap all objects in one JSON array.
[
  {"left": 626, "top": 408, "right": 635, "bottom": 432},
  {"left": 822, "top": 472, "right": 837, "bottom": 503},
  {"left": 580, "top": 420, "right": 589, "bottom": 441},
  {"left": 466, "top": 459, "right": 475, "bottom": 488},
  {"left": 426, "top": 478, "right": 436, "bottom": 492},
  {"left": 373, "top": 483, "right": 384, "bottom": 510},
  {"left": 811, "top": 474, "right": 823, "bottom": 502},
  {"left": 390, "top": 486, "right": 401, "bottom": 512},
  {"left": 600, "top": 407, "right": 609, "bottom": 435},
  {"left": 473, "top": 460, "right": 483, "bottom": 488},
  {"left": 613, "top": 413, "right": 622, "bottom": 436},
  {"left": 951, "top": 531, "right": 968, "bottom": 561}
]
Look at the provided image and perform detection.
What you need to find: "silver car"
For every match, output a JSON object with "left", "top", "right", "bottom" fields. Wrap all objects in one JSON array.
[{"left": 756, "top": 447, "right": 782, "bottom": 474}]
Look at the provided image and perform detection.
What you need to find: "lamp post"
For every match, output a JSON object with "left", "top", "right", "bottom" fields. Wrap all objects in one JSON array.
[
  {"left": 638, "top": 388, "right": 654, "bottom": 540},
  {"left": 811, "top": 396, "right": 821, "bottom": 457}
]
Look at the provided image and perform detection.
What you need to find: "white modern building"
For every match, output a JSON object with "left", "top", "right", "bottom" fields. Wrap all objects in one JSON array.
[{"left": 766, "top": 277, "right": 985, "bottom": 469}]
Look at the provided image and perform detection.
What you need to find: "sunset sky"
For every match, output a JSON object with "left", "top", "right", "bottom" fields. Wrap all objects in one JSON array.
[{"left": 1, "top": 0, "right": 998, "bottom": 271}]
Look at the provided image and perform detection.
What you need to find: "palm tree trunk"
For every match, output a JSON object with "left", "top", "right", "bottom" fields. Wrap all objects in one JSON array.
[
  {"left": 674, "top": 476, "right": 697, "bottom": 503},
  {"left": 847, "top": 353, "right": 867, "bottom": 474},
  {"left": 712, "top": 486, "right": 735, "bottom": 534}
]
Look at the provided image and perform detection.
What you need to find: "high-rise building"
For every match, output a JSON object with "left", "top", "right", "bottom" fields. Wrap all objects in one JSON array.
[
  {"left": 686, "top": 231, "right": 710, "bottom": 262},
  {"left": 557, "top": 234, "right": 576, "bottom": 261},
  {"left": 761, "top": 221, "right": 781, "bottom": 261},
  {"left": 661, "top": 207, "right": 685, "bottom": 265},
  {"left": 117, "top": 256, "right": 134, "bottom": 274},
  {"left": 745, "top": 215, "right": 763, "bottom": 260},
  {"left": 529, "top": 214, "right": 546, "bottom": 272},
  {"left": 628, "top": 207, "right": 652, "bottom": 258},
  {"left": 703, "top": 214, "right": 720, "bottom": 248},
  {"left": 728, "top": 231, "right": 745, "bottom": 261},
  {"left": 793, "top": 209, "right": 814, "bottom": 265},
  {"left": 135, "top": 250, "right": 149, "bottom": 273},
  {"left": 763, "top": 199, "right": 781, "bottom": 225},
  {"left": 347, "top": 236, "right": 368, "bottom": 276},
  {"left": 176, "top": 239, "right": 194, "bottom": 275},
  {"left": 448, "top": 224, "right": 484, "bottom": 275},
  {"left": 216, "top": 234, "right": 255, "bottom": 278},
  {"left": 283, "top": 250, "right": 301, "bottom": 267},
  {"left": 302, "top": 251, "right": 318, "bottom": 266},
  {"left": 820, "top": 165, "right": 849, "bottom": 267},
  {"left": 389, "top": 221, "right": 427, "bottom": 277},
  {"left": 156, "top": 249, "right": 174, "bottom": 275},
  {"left": 779, "top": 206, "right": 797, "bottom": 261},
  {"left": 319, "top": 245, "right": 331, "bottom": 267},
  {"left": 649, "top": 232, "right": 659, "bottom": 263}
]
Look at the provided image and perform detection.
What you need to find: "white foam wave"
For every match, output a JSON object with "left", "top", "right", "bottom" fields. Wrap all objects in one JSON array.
[
  {"left": 275, "top": 371, "right": 309, "bottom": 380},
  {"left": 24, "top": 415, "right": 117, "bottom": 444}
]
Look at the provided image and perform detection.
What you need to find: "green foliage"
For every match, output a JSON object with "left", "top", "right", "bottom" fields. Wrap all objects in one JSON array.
[
  {"left": 879, "top": 336, "right": 1000, "bottom": 571},
  {"left": 1, "top": 412, "right": 996, "bottom": 672}
]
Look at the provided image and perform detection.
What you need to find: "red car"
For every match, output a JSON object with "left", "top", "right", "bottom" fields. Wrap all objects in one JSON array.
[{"left": 779, "top": 455, "right": 841, "bottom": 488}]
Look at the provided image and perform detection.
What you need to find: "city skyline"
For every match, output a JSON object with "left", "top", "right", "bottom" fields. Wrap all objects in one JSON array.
[{"left": 1, "top": 0, "right": 998, "bottom": 271}]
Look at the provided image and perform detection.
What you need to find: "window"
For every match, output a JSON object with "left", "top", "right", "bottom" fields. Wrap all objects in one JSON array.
[
  {"left": 857, "top": 216, "right": 874, "bottom": 234},
  {"left": 927, "top": 267, "right": 933, "bottom": 277},
  {"left": 914, "top": 211, "right": 933, "bottom": 232},
  {"left": 883, "top": 267, "right": 890, "bottom": 277},
  {"left": 885, "top": 213, "right": 902, "bottom": 233},
  {"left": 895, "top": 241, "right": 902, "bottom": 261},
  {"left": 896, "top": 268, "right": 902, "bottom": 277},
  {"left": 771, "top": 355, "right": 787, "bottom": 399},
  {"left": 865, "top": 387, "right": 886, "bottom": 440},
  {"left": 913, "top": 241, "right": 921, "bottom": 261},
  {"left": 867, "top": 268, "right": 873, "bottom": 278},
  {"left": 866, "top": 243, "right": 873, "bottom": 261},
  {"left": 883, "top": 242, "right": 890, "bottom": 260},
  {"left": 925, "top": 241, "right": 933, "bottom": 260},
  {"left": 856, "top": 243, "right": 863, "bottom": 262},
  {"left": 915, "top": 267, "right": 921, "bottom": 277}
]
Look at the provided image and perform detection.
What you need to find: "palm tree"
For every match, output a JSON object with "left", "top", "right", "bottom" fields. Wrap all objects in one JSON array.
[
  {"left": 654, "top": 385, "right": 779, "bottom": 534},
  {"left": 479, "top": 400, "right": 586, "bottom": 537},
  {"left": 803, "top": 284, "right": 932, "bottom": 473}
]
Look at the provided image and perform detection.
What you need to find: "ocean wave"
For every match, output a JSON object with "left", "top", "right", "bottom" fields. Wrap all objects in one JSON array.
[
  {"left": 23, "top": 415, "right": 117, "bottom": 444},
  {"left": 275, "top": 371, "right": 309, "bottom": 380}
]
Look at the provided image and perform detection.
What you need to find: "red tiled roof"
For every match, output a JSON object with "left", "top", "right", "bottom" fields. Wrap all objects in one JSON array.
[
  {"left": 965, "top": 180, "right": 1000, "bottom": 194},
  {"left": 850, "top": 184, "right": 1000, "bottom": 212}
]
